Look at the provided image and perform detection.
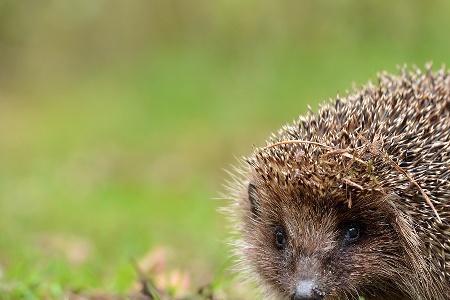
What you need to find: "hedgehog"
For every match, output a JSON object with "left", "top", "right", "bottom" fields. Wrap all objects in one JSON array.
[{"left": 226, "top": 66, "right": 450, "bottom": 300}]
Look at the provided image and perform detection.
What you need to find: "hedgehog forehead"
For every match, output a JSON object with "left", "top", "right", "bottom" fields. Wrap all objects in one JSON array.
[
  {"left": 247, "top": 143, "right": 387, "bottom": 208},
  {"left": 250, "top": 154, "right": 339, "bottom": 199},
  {"left": 248, "top": 157, "right": 391, "bottom": 225},
  {"left": 252, "top": 146, "right": 350, "bottom": 180}
]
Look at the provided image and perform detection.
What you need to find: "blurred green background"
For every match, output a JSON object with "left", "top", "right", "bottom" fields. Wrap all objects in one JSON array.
[{"left": 0, "top": 0, "right": 450, "bottom": 299}]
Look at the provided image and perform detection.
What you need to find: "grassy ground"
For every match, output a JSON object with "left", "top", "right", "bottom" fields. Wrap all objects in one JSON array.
[{"left": 1, "top": 1, "right": 450, "bottom": 298}]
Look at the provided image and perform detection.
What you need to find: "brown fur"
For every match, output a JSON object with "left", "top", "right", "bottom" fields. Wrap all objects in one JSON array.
[{"left": 226, "top": 66, "right": 450, "bottom": 299}]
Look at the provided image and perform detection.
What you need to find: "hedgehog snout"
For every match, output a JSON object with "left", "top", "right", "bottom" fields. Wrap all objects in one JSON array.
[
  {"left": 290, "top": 256, "right": 325, "bottom": 300},
  {"left": 291, "top": 279, "right": 324, "bottom": 300}
]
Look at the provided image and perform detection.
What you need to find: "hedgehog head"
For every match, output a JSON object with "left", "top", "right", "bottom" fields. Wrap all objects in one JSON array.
[{"left": 236, "top": 145, "right": 423, "bottom": 299}]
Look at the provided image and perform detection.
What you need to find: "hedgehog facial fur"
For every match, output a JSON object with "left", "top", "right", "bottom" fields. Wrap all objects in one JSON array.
[
  {"left": 227, "top": 66, "right": 450, "bottom": 300},
  {"left": 242, "top": 176, "right": 412, "bottom": 299}
]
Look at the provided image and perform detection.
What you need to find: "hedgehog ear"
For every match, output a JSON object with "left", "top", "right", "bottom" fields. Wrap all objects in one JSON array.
[{"left": 248, "top": 183, "right": 260, "bottom": 218}]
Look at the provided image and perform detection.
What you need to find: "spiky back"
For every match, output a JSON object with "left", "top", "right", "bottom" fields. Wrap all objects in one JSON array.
[{"left": 245, "top": 66, "right": 450, "bottom": 283}]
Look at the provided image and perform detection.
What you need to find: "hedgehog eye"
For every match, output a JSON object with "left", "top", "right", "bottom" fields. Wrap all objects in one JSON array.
[
  {"left": 343, "top": 223, "right": 361, "bottom": 244},
  {"left": 274, "top": 226, "right": 287, "bottom": 250}
]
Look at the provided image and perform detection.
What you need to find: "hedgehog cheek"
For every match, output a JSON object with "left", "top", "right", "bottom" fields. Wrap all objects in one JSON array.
[{"left": 247, "top": 183, "right": 261, "bottom": 218}]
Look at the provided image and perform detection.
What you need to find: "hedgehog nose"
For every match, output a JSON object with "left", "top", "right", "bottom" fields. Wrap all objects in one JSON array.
[{"left": 291, "top": 280, "right": 323, "bottom": 300}]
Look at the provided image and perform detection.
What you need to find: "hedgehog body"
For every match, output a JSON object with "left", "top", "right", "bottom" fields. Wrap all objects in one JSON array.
[{"left": 228, "top": 67, "right": 450, "bottom": 300}]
